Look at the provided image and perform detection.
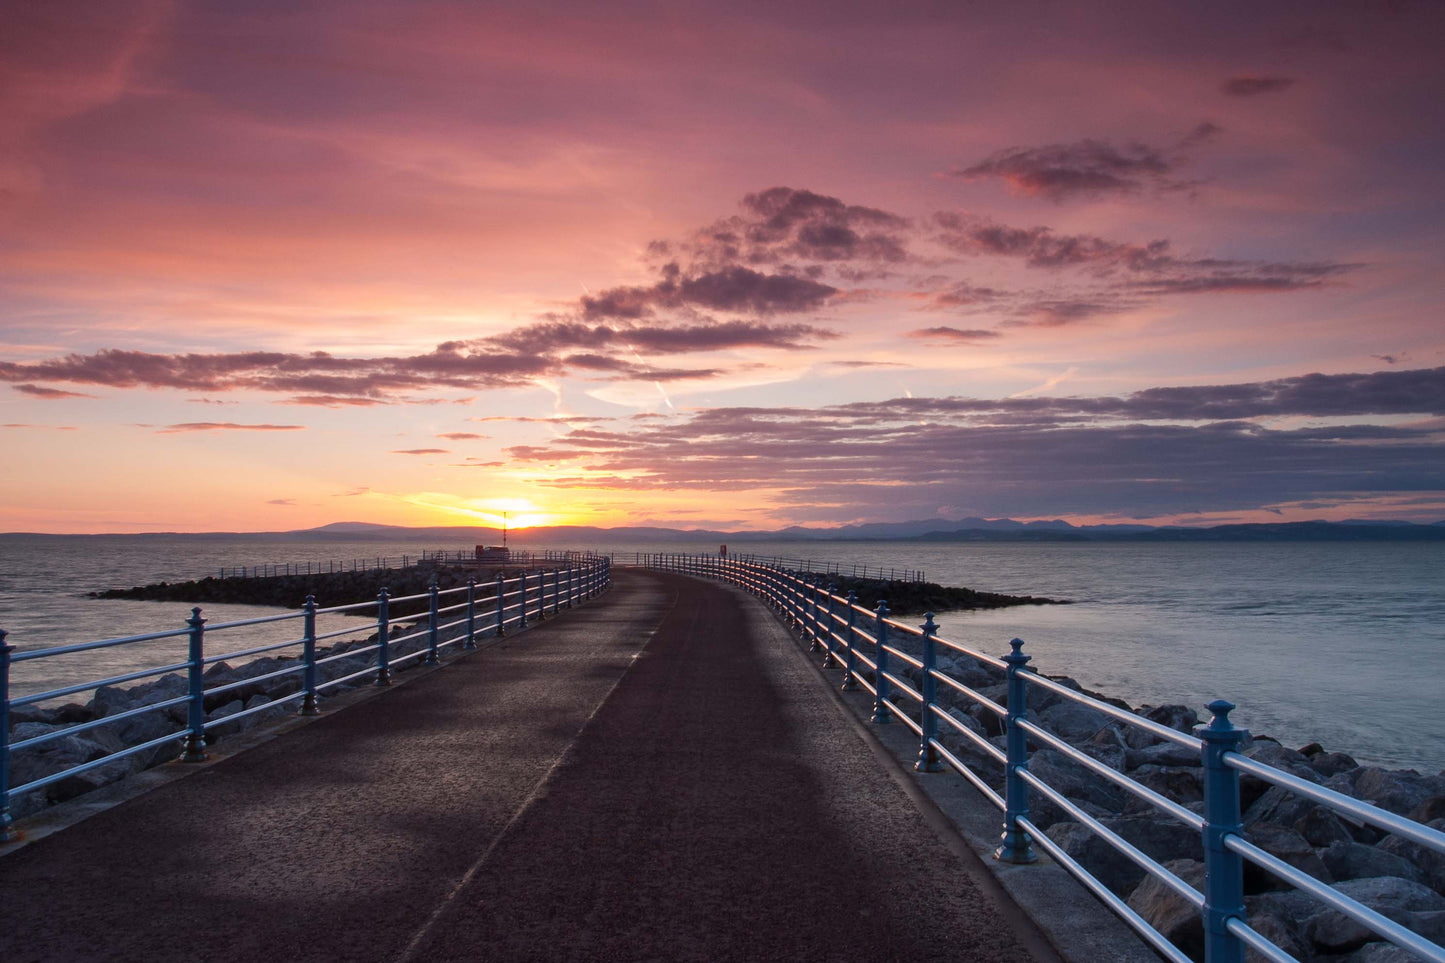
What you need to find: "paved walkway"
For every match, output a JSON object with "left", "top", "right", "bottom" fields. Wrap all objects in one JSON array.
[{"left": 0, "top": 571, "right": 1057, "bottom": 963}]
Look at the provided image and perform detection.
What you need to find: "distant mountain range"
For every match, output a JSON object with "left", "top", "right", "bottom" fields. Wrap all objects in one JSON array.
[{"left": 7, "top": 517, "right": 1445, "bottom": 542}]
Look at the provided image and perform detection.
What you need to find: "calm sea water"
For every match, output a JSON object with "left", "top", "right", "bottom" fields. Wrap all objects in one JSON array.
[{"left": 2, "top": 535, "right": 1441, "bottom": 772}]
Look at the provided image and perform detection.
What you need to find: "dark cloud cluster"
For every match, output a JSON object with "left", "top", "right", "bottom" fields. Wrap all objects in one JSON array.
[
  {"left": 580, "top": 265, "right": 837, "bottom": 320},
  {"left": 1222, "top": 76, "right": 1295, "bottom": 97},
  {"left": 933, "top": 214, "right": 1356, "bottom": 310},
  {"left": 12, "top": 384, "right": 97, "bottom": 399},
  {"left": 950, "top": 125, "right": 1221, "bottom": 201},
  {"left": 502, "top": 367, "right": 1445, "bottom": 521},
  {"left": 654, "top": 187, "right": 912, "bottom": 276},
  {"left": 0, "top": 314, "right": 840, "bottom": 402},
  {"left": 0, "top": 184, "right": 1368, "bottom": 401}
]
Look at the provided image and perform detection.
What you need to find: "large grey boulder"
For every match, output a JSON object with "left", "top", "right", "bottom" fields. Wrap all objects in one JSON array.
[
  {"left": 1125, "top": 858, "right": 1204, "bottom": 959},
  {"left": 1246, "top": 786, "right": 1357, "bottom": 847},
  {"left": 1126, "top": 740, "right": 1202, "bottom": 770},
  {"left": 1350, "top": 769, "right": 1445, "bottom": 818},
  {"left": 1242, "top": 822, "right": 1333, "bottom": 892},
  {"left": 1046, "top": 813, "right": 1202, "bottom": 895},
  {"left": 1302, "top": 876, "right": 1445, "bottom": 954},
  {"left": 1377, "top": 818, "right": 1445, "bottom": 896},
  {"left": 1037, "top": 700, "right": 1114, "bottom": 742},
  {"left": 1322, "top": 841, "right": 1425, "bottom": 886},
  {"left": 1124, "top": 765, "right": 1203, "bottom": 813},
  {"left": 1124, "top": 705, "right": 1200, "bottom": 750},
  {"left": 1347, "top": 942, "right": 1439, "bottom": 962},
  {"left": 1028, "top": 749, "right": 1127, "bottom": 810},
  {"left": 1298, "top": 742, "right": 1360, "bottom": 779}
]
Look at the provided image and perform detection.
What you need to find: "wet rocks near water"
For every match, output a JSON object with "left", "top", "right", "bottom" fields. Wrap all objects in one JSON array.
[
  {"left": 6, "top": 619, "right": 459, "bottom": 822},
  {"left": 90, "top": 562, "right": 527, "bottom": 619},
  {"left": 795, "top": 572, "right": 1064, "bottom": 616},
  {"left": 855, "top": 639, "right": 1445, "bottom": 962}
]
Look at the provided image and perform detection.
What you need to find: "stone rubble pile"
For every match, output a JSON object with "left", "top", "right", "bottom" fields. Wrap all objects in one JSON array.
[
  {"left": 871, "top": 643, "right": 1445, "bottom": 963},
  {"left": 6, "top": 621, "right": 448, "bottom": 820}
]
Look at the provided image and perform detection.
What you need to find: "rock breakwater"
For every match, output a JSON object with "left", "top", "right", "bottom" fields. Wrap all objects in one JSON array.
[
  {"left": 787, "top": 572, "right": 1063, "bottom": 615},
  {"left": 857, "top": 633, "right": 1445, "bottom": 963},
  {"left": 7, "top": 612, "right": 466, "bottom": 821},
  {"left": 91, "top": 562, "right": 531, "bottom": 618}
]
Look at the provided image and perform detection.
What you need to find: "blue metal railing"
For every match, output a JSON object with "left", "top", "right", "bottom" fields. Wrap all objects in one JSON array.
[
  {"left": 636, "top": 552, "right": 1445, "bottom": 963},
  {"left": 613, "top": 551, "right": 924, "bottom": 584},
  {"left": 1, "top": 557, "right": 611, "bottom": 839},
  {"left": 214, "top": 548, "right": 589, "bottom": 579}
]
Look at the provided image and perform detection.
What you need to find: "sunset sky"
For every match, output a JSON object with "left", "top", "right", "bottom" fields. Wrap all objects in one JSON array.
[{"left": 3, "top": 0, "right": 1444, "bottom": 533}]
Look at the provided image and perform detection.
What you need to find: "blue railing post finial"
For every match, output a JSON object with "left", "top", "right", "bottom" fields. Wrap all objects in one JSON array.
[
  {"left": 916, "top": 613, "right": 942, "bottom": 773},
  {"left": 375, "top": 587, "right": 392, "bottom": 685},
  {"left": 1, "top": 629, "right": 14, "bottom": 841},
  {"left": 996, "top": 637, "right": 1036, "bottom": 864},
  {"left": 299, "top": 596, "right": 320, "bottom": 716},
  {"left": 182, "top": 607, "right": 209, "bottom": 759},
  {"left": 871, "top": 600, "right": 892, "bottom": 724},
  {"left": 1200, "top": 698, "right": 1250, "bottom": 963},
  {"left": 841, "top": 592, "right": 859, "bottom": 691}
]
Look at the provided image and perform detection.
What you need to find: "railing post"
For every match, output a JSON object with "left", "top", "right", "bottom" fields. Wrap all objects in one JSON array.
[
  {"left": 425, "top": 580, "right": 440, "bottom": 665},
  {"left": 842, "top": 592, "right": 859, "bottom": 691},
  {"left": 182, "top": 608, "right": 209, "bottom": 759},
  {"left": 820, "top": 584, "right": 838, "bottom": 667},
  {"left": 299, "top": 596, "right": 320, "bottom": 716},
  {"left": 565, "top": 566, "right": 574, "bottom": 607},
  {"left": 807, "top": 577, "right": 822, "bottom": 652},
  {"left": 465, "top": 578, "right": 477, "bottom": 651},
  {"left": 1, "top": 630, "right": 14, "bottom": 841},
  {"left": 871, "top": 601, "right": 892, "bottom": 724},
  {"left": 916, "top": 614, "right": 942, "bottom": 772},
  {"left": 1201, "top": 700, "right": 1249, "bottom": 963},
  {"left": 519, "top": 573, "right": 529, "bottom": 628},
  {"left": 553, "top": 568, "right": 561, "bottom": 615},
  {"left": 495, "top": 572, "right": 507, "bottom": 636},
  {"left": 995, "top": 638, "right": 1036, "bottom": 863},
  {"left": 375, "top": 587, "right": 392, "bottom": 685}
]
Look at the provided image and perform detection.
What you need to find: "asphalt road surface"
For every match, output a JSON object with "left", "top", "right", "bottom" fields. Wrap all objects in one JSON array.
[{"left": 1, "top": 570, "right": 1057, "bottom": 963}]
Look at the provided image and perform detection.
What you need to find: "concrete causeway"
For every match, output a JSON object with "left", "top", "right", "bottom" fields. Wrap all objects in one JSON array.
[{"left": 0, "top": 571, "right": 1068, "bottom": 963}]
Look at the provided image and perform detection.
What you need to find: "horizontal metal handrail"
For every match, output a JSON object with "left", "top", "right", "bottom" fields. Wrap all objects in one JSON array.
[
  {"left": 3, "top": 556, "right": 613, "bottom": 843},
  {"left": 1022, "top": 671, "right": 1203, "bottom": 751},
  {"left": 1225, "top": 751, "right": 1445, "bottom": 855},
  {"left": 1225, "top": 835, "right": 1445, "bottom": 962},
  {"left": 202, "top": 692, "right": 303, "bottom": 729},
  {"left": 10, "top": 659, "right": 194, "bottom": 708},
  {"left": 10, "top": 731, "right": 188, "bottom": 797},
  {"left": 932, "top": 705, "right": 1007, "bottom": 763},
  {"left": 203, "top": 611, "right": 304, "bottom": 632},
  {"left": 11, "top": 626, "right": 190, "bottom": 661},
  {"left": 632, "top": 551, "right": 1445, "bottom": 963},
  {"left": 10, "top": 694, "right": 193, "bottom": 752},
  {"left": 1017, "top": 718, "right": 1204, "bottom": 830},
  {"left": 932, "top": 739, "right": 1006, "bottom": 808},
  {"left": 1022, "top": 768, "right": 1205, "bottom": 910},
  {"left": 1224, "top": 918, "right": 1298, "bottom": 963},
  {"left": 205, "top": 664, "right": 303, "bottom": 699},
  {"left": 1019, "top": 816, "right": 1194, "bottom": 963},
  {"left": 208, "top": 637, "right": 306, "bottom": 663},
  {"left": 934, "top": 635, "right": 1008, "bottom": 671},
  {"left": 930, "top": 671, "right": 1006, "bottom": 717}
]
